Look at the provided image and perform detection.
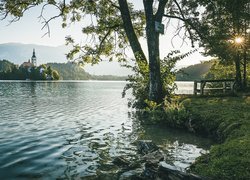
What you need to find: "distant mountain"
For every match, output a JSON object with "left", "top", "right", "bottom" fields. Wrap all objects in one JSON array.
[
  {"left": 176, "top": 61, "right": 213, "bottom": 81},
  {"left": 47, "top": 62, "right": 127, "bottom": 80},
  {"left": 0, "top": 43, "right": 69, "bottom": 65}
]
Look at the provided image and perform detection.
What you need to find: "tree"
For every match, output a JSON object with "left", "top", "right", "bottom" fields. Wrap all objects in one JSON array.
[
  {"left": 52, "top": 70, "right": 60, "bottom": 80},
  {"left": 0, "top": 0, "right": 200, "bottom": 103},
  {"left": 204, "top": 59, "right": 236, "bottom": 80},
  {"left": 196, "top": 0, "right": 250, "bottom": 90},
  {"left": 0, "top": 59, "right": 16, "bottom": 72},
  {"left": 47, "top": 66, "right": 52, "bottom": 76}
]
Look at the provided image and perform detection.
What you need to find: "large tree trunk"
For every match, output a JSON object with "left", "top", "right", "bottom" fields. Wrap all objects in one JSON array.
[
  {"left": 143, "top": 0, "right": 163, "bottom": 103},
  {"left": 118, "top": 0, "right": 167, "bottom": 103},
  {"left": 118, "top": 0, "right": 148, "bottom": 75}
]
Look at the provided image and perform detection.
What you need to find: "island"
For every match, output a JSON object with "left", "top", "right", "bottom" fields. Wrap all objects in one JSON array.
[{"left": 0, "top": 49, "right": 59, "bottom": 80}]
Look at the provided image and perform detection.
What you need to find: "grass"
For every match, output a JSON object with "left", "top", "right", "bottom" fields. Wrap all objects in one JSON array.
[
  {"left": 181, "top": 96, "right": 250, "bottom": 179},
  {"left": 138, "top": 95, "right": 250, "bottom": 179}
]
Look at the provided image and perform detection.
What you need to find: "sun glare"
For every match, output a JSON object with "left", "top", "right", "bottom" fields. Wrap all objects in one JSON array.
[{"left": 234, "top": 36, "right": 244, "bottom": 44}]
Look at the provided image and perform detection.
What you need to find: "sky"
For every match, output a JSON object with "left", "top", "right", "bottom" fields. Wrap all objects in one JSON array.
[{"left": 0, "top": 1, "right": 211, "bottom": 75}]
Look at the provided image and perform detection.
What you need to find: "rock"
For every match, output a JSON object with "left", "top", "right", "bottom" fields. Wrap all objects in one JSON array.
[
  {"left": 137, "top": 141, "right": 165, "bottom": 179},
  {"left": 113, "top": 156, "right": 130, "bottom": 167},
  {"left": 128, "top": 160, "right": 143, "bottom": 169},
  {"left": 140, "top": 150, "right": 164, "bottom": 179},
  {"left": 159, "top": 162, "right": 178, "bottom": 171},
  {"left": 158, "top": 162, "right": 204, "bottom": 180},
  {"left": 142, "top": 161, "right": 159, "bottom": 179},
  {"left": 137, "top": 140, "right": 159, "bottom": 155},
  {"left": 143, "top": 150, "right": 165, "bottom": 164},
  {"left": 116, "top": 140, "right": 205, "bottom": 180},
  {"left": 119, "top": 168, "right": 144, "bottom": 180}
]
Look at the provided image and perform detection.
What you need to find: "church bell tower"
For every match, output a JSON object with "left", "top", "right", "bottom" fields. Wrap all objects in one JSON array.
[{"left": 31, "top": 49, "right": 37, "bottom": 66}]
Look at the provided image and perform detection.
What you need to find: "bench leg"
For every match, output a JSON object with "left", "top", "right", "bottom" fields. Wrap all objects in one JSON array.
[
  {"left": 223, "top": 82, "right": 226, "bottom": 94},
  {"left": 194, "top": 81, "right": 198, "bottom": 95}
]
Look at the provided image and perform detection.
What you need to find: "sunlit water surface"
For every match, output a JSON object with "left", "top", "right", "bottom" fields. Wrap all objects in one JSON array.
[{"left": 0, "top": 81, "right": 210, "bottom": 179}]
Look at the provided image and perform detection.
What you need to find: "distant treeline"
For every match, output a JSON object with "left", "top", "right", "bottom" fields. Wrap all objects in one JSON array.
[
  {"left": 176, "top": 61, "right": 213, "bottom": 81},
  {"left": 0, "top": 60, "right": 59, "bottom": 80},
  {"left": 176, "top": 59, "right": 250, "bottom": 81},
  {"left": 47, "top": 62, "right": 127, "bottom": 81},
  {"left": 47, "top": 62, "right": 91, "bottom": 80},
  {"left": 0, "top": 60, "right": 127, "bottom": 81},
  {"left": 2, "top": 59, "right": 247, "bottom": 82}
]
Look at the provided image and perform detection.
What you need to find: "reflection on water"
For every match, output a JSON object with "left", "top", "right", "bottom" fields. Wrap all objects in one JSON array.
[
  {"left": 175, "top": 81, "right": 194, "bottom": 94},
  {"left": 0, "top": 81, "right": 210, "bottom": 179}
]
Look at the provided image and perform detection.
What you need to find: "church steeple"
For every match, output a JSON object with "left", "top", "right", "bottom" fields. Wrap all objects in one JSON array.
[{"left": 31, "top": 48, "right": 37, "bottom": 66}]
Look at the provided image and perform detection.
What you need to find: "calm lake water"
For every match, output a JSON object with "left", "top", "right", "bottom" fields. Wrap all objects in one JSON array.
[{"left": 0, "top": 81, "right": 209, "bottom": 179}]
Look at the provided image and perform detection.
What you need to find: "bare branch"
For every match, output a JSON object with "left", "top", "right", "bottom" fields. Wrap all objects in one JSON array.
[
  {"left": 163, "top": 14, "right": 185, "bottom": 21},
  {"left": 172, "top": 0, "right": 194, "bottom": 47},
  {"left": 164, "top": 13, "right": 206, "bottom": 44},
  {"left": 38, "top": 0, "right": 66, "bottom": 37},
  {"left": 107, "top": 0, "right": 120, "bottom": 10}
]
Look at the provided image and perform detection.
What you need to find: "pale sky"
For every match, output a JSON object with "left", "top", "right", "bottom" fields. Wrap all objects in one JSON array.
[{"left": 0, "top": 2, "right": 211, "bottom": 75}]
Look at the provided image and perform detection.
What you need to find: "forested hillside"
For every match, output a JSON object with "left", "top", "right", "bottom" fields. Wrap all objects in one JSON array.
[
  {"left": 176, "top": 61, "right": 213, "bottom": 81},
  {"left": 47, "top": 63, "right": 127, "bottom": 80},
  {"left": 47, "top": 63, "right": 91, "bottom": 80}
]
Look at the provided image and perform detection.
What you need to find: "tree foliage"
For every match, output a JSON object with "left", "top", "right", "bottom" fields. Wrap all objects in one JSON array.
[
  {"left": 0, "top": 59, "right": 16, "bottom": 72},
  {"left": 47, "top": 62, "right": 91, "bottom": 80},
  {"left": 0, "top": 60, "right": 60, "bottom": 80},
  {"left": 122, "top": 50, "right": 196, "bottom": 108},
  {"left": 196, "top": 0, "right": 250, "bottom": 90},
  {"left": 204, "top": 59, "right": 250, "bottom": 81}
]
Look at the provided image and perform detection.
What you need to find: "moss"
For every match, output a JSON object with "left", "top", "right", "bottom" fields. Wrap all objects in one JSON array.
[
  {"left": 191, "top": 136, "right": 250, "bottom": 179},
  {"left": 181, "top": 96, "right": 250, "bottom": 179}
]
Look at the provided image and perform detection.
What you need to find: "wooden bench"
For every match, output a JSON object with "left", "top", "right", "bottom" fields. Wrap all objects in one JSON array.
[{"left": 194, "top": 79, "right": 236, "bottom": 95}]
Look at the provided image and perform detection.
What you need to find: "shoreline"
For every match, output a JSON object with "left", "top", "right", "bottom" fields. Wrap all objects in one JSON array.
[
  {"left": 138, "top": 95, "right": 250, "bottom": 179},
  {"left": 174, "top": 96, "right": 250, "bottom": 179}
]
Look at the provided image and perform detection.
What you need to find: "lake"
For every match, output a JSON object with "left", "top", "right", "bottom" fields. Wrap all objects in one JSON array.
[{"left": 0, "top": 81, "right": 209, "bottom": 179}]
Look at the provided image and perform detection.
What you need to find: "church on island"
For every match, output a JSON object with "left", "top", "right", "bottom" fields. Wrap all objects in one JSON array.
[
  {"left": 0, "top": 49, "right": 59, "bottom": 80},
  {"left": 20, "top": 49, "right": 37, "bottom": 71}
]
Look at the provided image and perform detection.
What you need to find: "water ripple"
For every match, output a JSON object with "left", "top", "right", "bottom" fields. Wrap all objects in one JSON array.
[{"left": 0, "top": 81, "right": 212, "bottom": 179}]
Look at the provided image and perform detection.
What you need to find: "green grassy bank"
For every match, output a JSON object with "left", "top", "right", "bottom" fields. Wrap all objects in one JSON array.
[
  {"left": 139, "top": 96, "right": 250, "bottom": 179},
  {"left": 181, "top": 96, "right": 250, "bottom": 179}
]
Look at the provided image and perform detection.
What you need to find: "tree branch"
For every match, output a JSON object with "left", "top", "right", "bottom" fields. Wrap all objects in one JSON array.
[
  {"left": 107, "top": 0, "right": 120, "bottom": 10},
  {"left": 98, "top": 29, "right": 111, "bottom": 54},
  {"left": 118, "top": 0, "right": 148, "bottom": 75},
  {"left": 38, "top": 0, "right": 66, "bottom": 37},
  {"left": 172, "top": 0, "right": 194, "bottom": 47},
  {"left": 155, "top": 0, "right": 168, "bottom": 22},
  {"left": 163, "top": 13, "right": 207, "bottom": 44}
]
